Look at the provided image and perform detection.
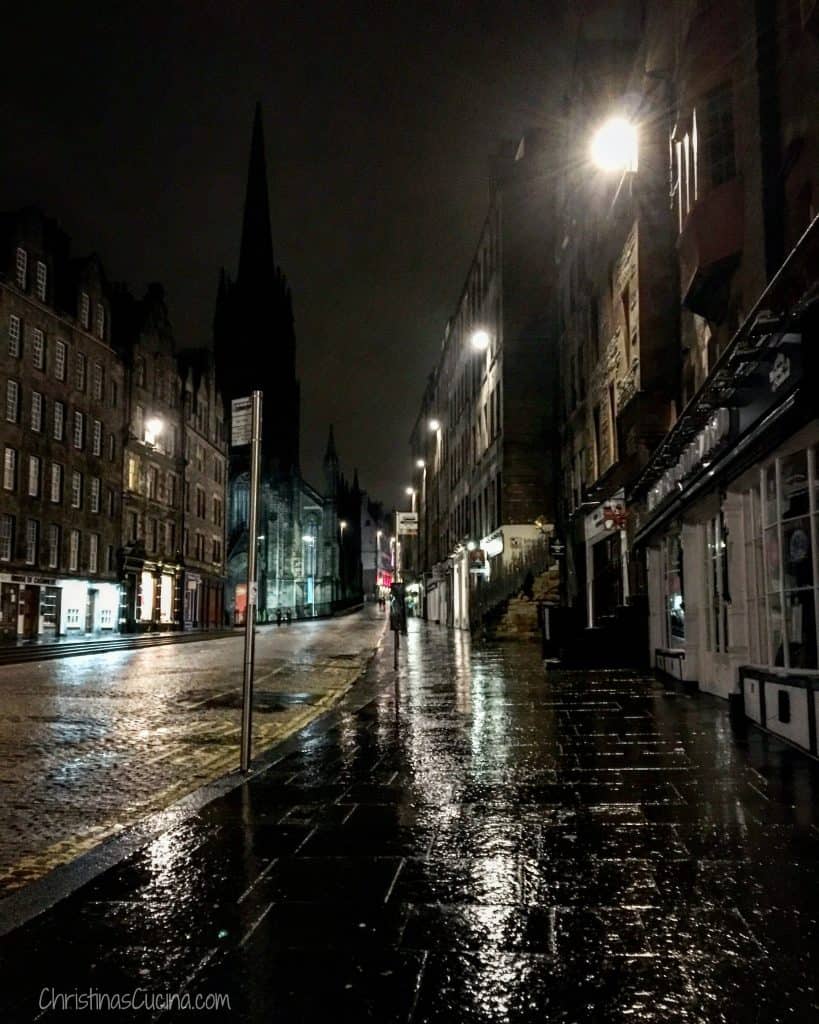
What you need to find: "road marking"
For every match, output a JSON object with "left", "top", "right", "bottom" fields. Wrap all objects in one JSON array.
[
  {"left": 240, "top": 900, "right": 274, "bottom": 947},
  {"left": 237, "top": 858, "right": 278, "bottom": 905},
  {"left": 384, "top": 858, "right": 405, "bottom": 904}
]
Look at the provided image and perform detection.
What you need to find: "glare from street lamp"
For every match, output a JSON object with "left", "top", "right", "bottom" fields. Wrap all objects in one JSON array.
[
  {"left": 405, "top": 486, "right": 415, "bottom": 496},
  {"left": 428, "top": 418, "right": 441, "bottom": 432},
  {"left": 466, "top": 540, "right": 477, "bottom": 551},
  {"left": 144, "top": 416, "right": 163, "bottom": 444},
  {"left": 590, "top": 117, "right": 638, "bottom": 173},
  {"left": 339, "top": 520, "right": 347, "bottom": 531},
  {"left": 302, "top": 534, "right": 315, "bottom": 544},
  {"left": 416, "top": 458, "right": 425, "bottom": 469},
  {"left": 470, "top": 329, "right": 490, "bottom": 352}
]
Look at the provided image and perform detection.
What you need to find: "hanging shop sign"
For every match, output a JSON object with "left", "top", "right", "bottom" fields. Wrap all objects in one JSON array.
[{"left": 397, "top": 512, "right": 418, "bottom": 536}]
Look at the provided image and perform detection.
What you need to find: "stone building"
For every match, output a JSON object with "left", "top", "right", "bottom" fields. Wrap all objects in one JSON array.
[
  {"left": 113, "top": 284, "right": 186, "bottom": 631},
  {"left": 179, "top": 350, "right": 227, "bottom": 628},
  {"left": 214, "top": 105, "right": 346, "bottom": 621},
  {"left": 0, "top": 208, "right": 124, "bottom": 640},
  {"left": 555, "top": 2, "right": 678, "bottom": 645},
  {"left": 410, "top": 132, "right": 558, "bottom": 629}
]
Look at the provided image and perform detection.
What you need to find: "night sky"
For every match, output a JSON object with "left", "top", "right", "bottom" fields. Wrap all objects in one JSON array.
[{"left": 2, "top": 2, "right": 566, "bottom": 506}]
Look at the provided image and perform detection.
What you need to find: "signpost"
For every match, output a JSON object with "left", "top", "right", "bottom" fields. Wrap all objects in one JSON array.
[
  {"left": 396, "top": 511, "right": 418, "bottom": 536},
  {"left": 233, "top": 392, "right": 262, "bottom": 774}
]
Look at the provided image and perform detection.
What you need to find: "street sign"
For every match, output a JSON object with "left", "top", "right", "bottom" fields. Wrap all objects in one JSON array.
[
  {"left": 231, "top": 396, "right": 252, "bottom": 447},
  {"left": 397, "top": 511, "right": 418, "bottom": 536},
  {"left": 549, "top": 537, "right": 566, "bottom": 558}
]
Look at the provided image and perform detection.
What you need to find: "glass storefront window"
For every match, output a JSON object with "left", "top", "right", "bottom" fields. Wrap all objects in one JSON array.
[
  {"left": 756, "top": 448, "right": 819, "bottom": 670},
  {"left": 140, "top": 571, "right": 154, "bottom": 622},
  {"left": 664, "top": 533, "right": 684, "bottom": 646},
  {"left": 706, "top": 513, "right": 730, "bottom": 653}
]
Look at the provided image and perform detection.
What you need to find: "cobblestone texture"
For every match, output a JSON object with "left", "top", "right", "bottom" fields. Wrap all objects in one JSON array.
[
  {"left": 2, "top": 619, "right": 819, "bottom": 1022},
  {"left": 0, "top": 611, "right": 385, "bottom": 895}
]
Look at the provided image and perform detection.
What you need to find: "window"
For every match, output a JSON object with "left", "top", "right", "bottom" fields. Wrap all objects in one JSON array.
[
  {"left": 212, "top": 538, "right": 222, "bottom": 563},
  {"left": 69, "top": 529, "right": 80, "bottom": 571},
  {"left": 134, "top": 404, "right": 144, "bottom": 441},
  {"left": 147, "top": 517, "right": 158, "bottom": 553},
  {"left": 8, "top": 315, "right": 21, "bottom": 357},
  {"left": 95, "top": 304, "right": 105, "bottom": 340},
  {"left": 706, "top": 512, "right": 730, "bottom": 654},
  {"left": 79, "top": 292, "right": 90, "bottom": 328},
  {"left": 15, "top": 247, "right": 27, "bottom": 289},
  {"left": 608, "top": 383, "right": 618, "bottom": 463},
  {"left": 92, "top": 419, "right": 102, "bottom": 456},
  {"left": 53, "top": 401, "right": 65, "bottom": 441},
  {"left": 701, "top": 82, "right": 735, "bottom": 188},
  {"left": 88, "top": 533, "right": 99, "bottom": 574},
  {"left": 28, "top": 456, "right": 40, "bottom": 497},
  {"left": 92, "top": 362, "right": 103, "bottom": 401},
  {"left": 166, "top": 472, "right": 176, "bottom": 507},
  {"left": 6, "top": 380, "right": 19, "bottom": 422},
  {"left": 127, "top": 455, "right": 139, "bottom": 492},
  {"left": 50, "top": 463, "right": 62, "bottom": 503},
  {"left": 55, "top": 340, "right": 67, "bottom": 381},
  {"left": 196, "top": 486, "right": 206, "bottom": 519},
  {"left": 213, "top": 496, "right": 222, "bottom": 527},
  {"left": 758, "top": 450, "right": 817, "bottom": 670},
  {"left": 107, "top": 488, "right": 116, "bottom": 518},
  {"left": 3, "top": 447, "right": 16, "bottom": 490},
  {"left": 73, "top": 410, "right": 84, "bottom": 449},
  {"left": 196, "top": 444, "right": 204, "bottom": 472},
  {"left": 71, "top": 471, "right": 82, "bottom": 509},
  {"left": 136, "top": 358, "right": 145, "bottom": 388},
  {"left": 74, "top": 352, "right": 87, "bottom": 391},
  {"left": 128, "top": 511, "right": 138, "bottom": 542},
  {"left": 90, "top": 477, "right": 100, "bottom": 513},
  {"left": 147, "top": 465, "right": 158, "bottom": 500},
  {"left": 32, "top": 328, "right": 45, "bottom": 370},
  {"left": 109, "top": 433, "right": 116, "bottom": 462},
  {"left": 25, "top": 519, "right": 38, "bottom": 565},
  {"left": 35, "top": 260, "right": 47, "bottom": 301},
  {"left": 47, "top": 524, "right": 60, "bottom": 569},
  {"left": 31, "top": 391, "right": 43, "bottom": 432},
  {"left": 111, "top": 379, "right": 119, "bottom": 408},
  {"left": 663, "top": 533, "right": 685, "bottom": 647},
  {"left": 0, "top": 514, "right": 13, "bottom": 561}
]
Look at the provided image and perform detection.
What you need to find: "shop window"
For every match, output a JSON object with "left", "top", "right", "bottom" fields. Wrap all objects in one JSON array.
[
  {"left": 706, "top": 512, "right": 730, "bottom": 653},
  {"left": 664, "top": 533, "right": 685, "bottom": 647},
  {"left": 140, "top": 571, "right": 154, "bottom": 621},
  {"left": 777, "top": 689, "right": 791, "bottom": 724},
  {"left": 760, "top": 451, "right": 818, "bottom": 669}
]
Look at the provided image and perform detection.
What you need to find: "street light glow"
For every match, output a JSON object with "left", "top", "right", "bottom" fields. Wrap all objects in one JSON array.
[
  {"left": 405, "top": 486, "right": 415, "bottom": 496},
  {"left": 428, "top": 418, "right": 440, "bottom": 432},
  {"left": 466, "top": 540, "right": 477, "bottom": 551},
  {"left": 302, "top": 534, "right": 315, "bottom": 544},
  {"left": 470, "top": 329, "right": 490, "bottom": 352},
  {"left": 416, "top": 458, "right": 425, "bottom": 469},
  {"left": 590, "top": 117, "right": 638, "bottom": 173},
  {"left": 144, "top": 416, "right": 163, "bottom": 444}
]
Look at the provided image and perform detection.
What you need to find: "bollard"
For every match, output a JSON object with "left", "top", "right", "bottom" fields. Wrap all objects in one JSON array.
[{"left": 393, "top": 628, "right": 399, "bottom": 670}]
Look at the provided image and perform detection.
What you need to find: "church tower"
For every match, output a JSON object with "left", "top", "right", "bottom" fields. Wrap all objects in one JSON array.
[{"left": 214, "top": 102, "right": 300, "bottom": 476}]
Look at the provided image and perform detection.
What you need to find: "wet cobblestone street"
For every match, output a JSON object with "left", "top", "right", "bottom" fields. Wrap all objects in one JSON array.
[{"left": 2, "top": 619, "right": 819, "bottom": 1022}]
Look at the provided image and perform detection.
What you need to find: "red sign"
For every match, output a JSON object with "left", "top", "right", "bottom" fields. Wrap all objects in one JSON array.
[{"left": 377, "top": 570, "right": 393, "bottom": 588}]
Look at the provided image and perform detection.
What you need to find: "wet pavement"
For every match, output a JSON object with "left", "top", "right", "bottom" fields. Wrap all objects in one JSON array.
[
  {"left": 2, "top": 619, "right": 819, "bottom": 1021},
  {"left": 0, "top": 610, "right": 383, "bottom": 894}
]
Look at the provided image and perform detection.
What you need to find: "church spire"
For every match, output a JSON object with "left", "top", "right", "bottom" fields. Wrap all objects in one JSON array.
[
  {"left": 237, "top": 102, "right": 274, "bottom": 291},
  {"left": 324, "top": 424, "right": 338, "bottom": 463}
]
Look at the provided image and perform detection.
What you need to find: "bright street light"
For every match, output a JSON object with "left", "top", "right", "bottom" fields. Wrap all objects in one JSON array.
[
  {"left": 302, "top": 534, "right": 315, "bottom": 544},
  {"left": 590, "top": 117, "right": 638, "bottom": 173},
  {"left": 470, "top": 329, "right": 490, "bottom": 352},
  {"left": 405, "top": 486, "right": 415, "bottom": 496},
  {"left": 466, "top": 540, "right": 477, "bottom": 551},
  {"left": 144, "top": 416, "right": 163, "bottom": 445},
  {"left": 339, "top": 520, "right": 347, "bottom": 532},
  {"left": 428, "top": 418, "right": 440, "bottom": 432},
  {"left": 416, "top": 458, "right": 425, "bottom": 469}
]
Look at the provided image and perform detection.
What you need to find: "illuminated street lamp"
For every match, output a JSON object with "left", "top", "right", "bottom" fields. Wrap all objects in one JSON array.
[
  {"left": 470, "top": 328, "right": 490, "bottom": 352},
  {"left": 428, "top": 418, "right": 440, "bottom": 432},
  {"left": 339, "top": 519, "right": 347, "bottom": 535},
  {"left": 405, "top": 486, "right": 415, "bottom": 496},
  {"left": 590, "top": 116, "right": 638, "bottom": 173},
  {"left": 416, "top": 458, "right": 425, "bottom": 469}
]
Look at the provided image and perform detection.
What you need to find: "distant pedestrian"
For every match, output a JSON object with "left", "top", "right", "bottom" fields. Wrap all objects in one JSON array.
[{"left": 276, "top": 608, "right": 282, "bottom": 627}]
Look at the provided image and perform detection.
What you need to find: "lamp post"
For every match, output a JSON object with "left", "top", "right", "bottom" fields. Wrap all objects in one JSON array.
[
  {"left": 339, "top": 520, "right": 347, "bottom": 601},
  {"left": 590, "top": 116, "right": 638, "bottom": 173}
]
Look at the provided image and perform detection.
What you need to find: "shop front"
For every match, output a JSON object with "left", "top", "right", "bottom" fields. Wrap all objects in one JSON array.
[
  {"left": 633, "top": 220, "right": 819, "bottom": 754},
  {"left": 120, "top": 545, "right": 182, "bottom": 631}
]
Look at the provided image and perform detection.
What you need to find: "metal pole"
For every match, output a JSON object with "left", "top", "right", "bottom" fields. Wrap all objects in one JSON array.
[
  {"left": 240, "top": 390, "right": 262, "bottom": 773},
  {"left": 394, "top": 627, "right": 399, "bottom": 670}
]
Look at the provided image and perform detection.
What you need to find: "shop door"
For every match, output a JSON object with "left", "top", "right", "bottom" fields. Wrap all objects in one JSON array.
[
  {"left": 21, "top": 586, "right": 39, "bottom": 638},
  {"left": 85, "top": 589, "right": 97, "bottom": 633},
  {"left": 592, "top": 534, "right": 623, "bottom": 623},
  {"left": 41, "top": 587, "right": 60, "bottom": 636},
  {"left": 0, "top": 583, "right": 18, "bottom": 640}
]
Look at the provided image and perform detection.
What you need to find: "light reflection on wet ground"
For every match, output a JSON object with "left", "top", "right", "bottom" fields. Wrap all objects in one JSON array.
[{"left": 2, "top": 620, "right": 819, "bottom": 1021}]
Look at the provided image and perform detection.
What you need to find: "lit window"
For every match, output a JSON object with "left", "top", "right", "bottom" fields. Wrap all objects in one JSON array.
[
  {"left": 53, "top": 401, "right": 65, "bottom": 441},
  {"left": 74, "top": 352, "right": 87, "bottom": 391},
  {"left": 71, "top": 470, "right": 82, "bottom": 509},
  {"left": 35, "top": 261, "right": 47, "bottom": 301},
  {"left": 73, "top": 410, "right": 84, "bottom": 449},
  {"left": 15, "top": 247, "right": 27, "bottom": 289},
  {"left": 50, "top": 463, "right": 62, "bottom": 503},
  {"left": 47, "top": 524, "right": 60, "bottom": 569},
  {"left": 92, "top": 419, "right": 102, "bottom": 456},
  {"left": 31, "top": 391, "right": 43, "bottom": 432},
  {"left": 28, "top": 456, "right": 40, "bottom": 497},
  {"left": 140, "top": 570, "right": 154, "bottom": 621},
  {"left": 0, "top": 514, "right": 13, "bottom": 561},
  {"left": 8, "top": 315, "right": 21, "bottom": 357},
  {"left": 92, "top": 362, "right": 104, "bottom": 400},
  {"left": 55, "top": 340, "right": 67, "bottom": 381},
  {"left": 32, "top": 328, "right": 45, "bottom": 370},
  {"left": 79, "top": 292, "right": 90, "bottom": 328},
  {"left": 25, "top": 519, "right": 38, "bottom": 565},
  {"left": 3, "top": 447, "right": 16, "bottom": 491},
  {"left": 69, "top": 529, "right": 80, "bottom": 572},
  {"left": 88, "top": 533, "right": 99, "bottom": 574},
  {"left": 6, "top": 380, "right": 19, "bottom": 422}
]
